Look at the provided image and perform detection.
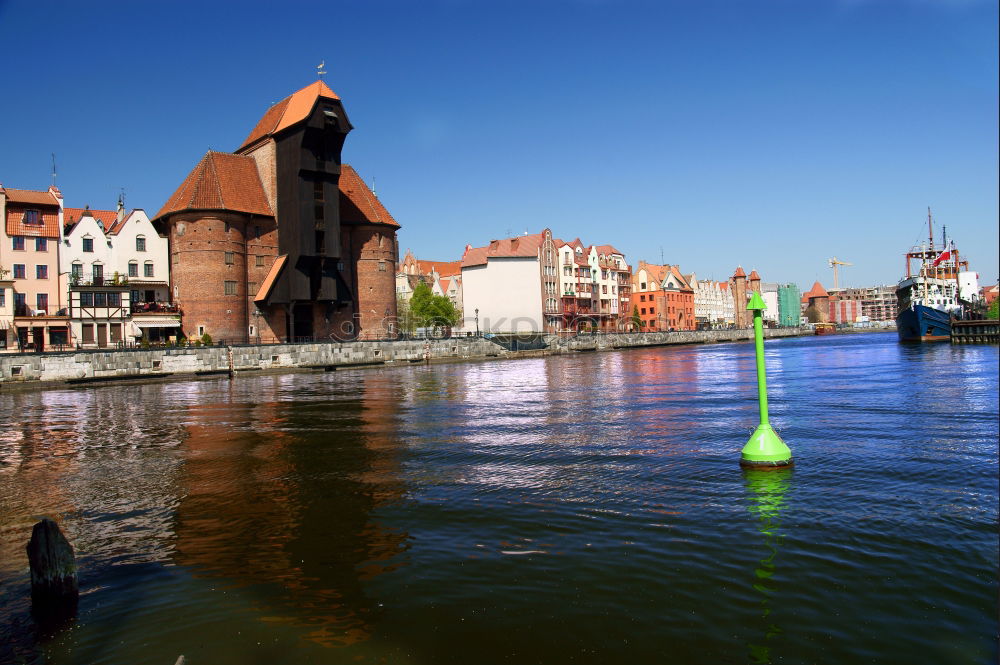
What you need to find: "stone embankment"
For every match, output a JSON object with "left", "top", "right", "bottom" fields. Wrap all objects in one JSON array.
[{"left": 0, "top": 328, "right": 803, "bottom": 388}]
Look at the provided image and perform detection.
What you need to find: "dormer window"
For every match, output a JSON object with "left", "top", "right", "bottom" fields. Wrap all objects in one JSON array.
[{"left": 22, "top": 209, "right": 41, "bottom": 225}]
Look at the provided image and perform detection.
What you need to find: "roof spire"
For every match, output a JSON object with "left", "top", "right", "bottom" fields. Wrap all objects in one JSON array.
[{"left": 317, "top": 60, "right": 327, "bottom": 80}]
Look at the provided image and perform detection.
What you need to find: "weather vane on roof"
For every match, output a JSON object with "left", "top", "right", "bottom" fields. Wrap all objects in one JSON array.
[{"left": 317, "top": 60, "right": 327, "bottom": 80}]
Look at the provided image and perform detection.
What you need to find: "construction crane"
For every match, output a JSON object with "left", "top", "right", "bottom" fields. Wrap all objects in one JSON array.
[{"left": 828, "top": 257, "right": 853, "bottom": 290}]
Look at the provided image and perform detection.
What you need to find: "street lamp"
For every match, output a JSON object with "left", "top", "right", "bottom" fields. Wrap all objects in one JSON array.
[{"left": 475, "top": 308, "right": 479, "bottom": 336}]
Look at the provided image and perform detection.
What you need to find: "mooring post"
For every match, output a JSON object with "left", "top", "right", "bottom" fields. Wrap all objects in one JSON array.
[
  {"left": 740, "top": 292, "right": 793, "bottom": 468},
  {"left": 26, "top": 518, "right": 79, "bottom": 608}
]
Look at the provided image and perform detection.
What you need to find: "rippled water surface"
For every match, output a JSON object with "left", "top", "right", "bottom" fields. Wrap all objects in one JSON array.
[{"left": 1, "top": 333, "right": 997, "bottom": 664}]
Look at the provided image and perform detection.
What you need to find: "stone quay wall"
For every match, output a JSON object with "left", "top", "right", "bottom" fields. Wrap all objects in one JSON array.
[{"left": 0, "top": 328, "right": 804, "bottom": 387}]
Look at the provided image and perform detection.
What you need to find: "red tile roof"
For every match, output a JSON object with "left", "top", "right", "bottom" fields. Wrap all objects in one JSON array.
[
  {"left": 64, "top": 207, "right": 118, "bottom": 230},
  {"left": 748, "top": 269, "right": 761, "bottom": 280},
  {"left": 5, "top": 189, "right": 61, "bottom": 238},
  {"left": 154, "top": 151, "right": 273, "bottom": 220},
  {"left": 338, "top": 165, "right": 400, "bottom": 228},
  {"left": 417, "top": 260, "right": 462, "bottom": 277},
  {"left": 238, "top": 81, "right": 341, "bottom": 151},
  {"left": 595, "top": 244, "right": 624, "bottom": 256},
  {"left": 804, "top": 281, "right": 829, "bottom": 299},
  {"left": 4, "top": 188, "right": 59, "bottom": 207},
  {"left": 732, "top": 266, "right": 746, "bottom": 278},
  {"left": 462, "top": 233, "right": 546, "bottom": 268}
]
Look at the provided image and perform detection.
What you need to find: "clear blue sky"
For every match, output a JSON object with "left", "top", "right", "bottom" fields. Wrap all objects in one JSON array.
[{"left": 1, "top": 0, "right": 996, "bottom": 290}]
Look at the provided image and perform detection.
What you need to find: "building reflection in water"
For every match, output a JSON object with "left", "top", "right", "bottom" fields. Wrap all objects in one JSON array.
[
  {"left": 743, "top": 468, "right": 792, "bottom": 664},
  {"left": 170, "top": 372, "right": 409, "bottom": 647}
]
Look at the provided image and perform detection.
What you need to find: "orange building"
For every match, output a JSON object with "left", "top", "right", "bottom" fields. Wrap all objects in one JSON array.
[{"left": 631, "top": 261, "right": 696, "bottom": 331}]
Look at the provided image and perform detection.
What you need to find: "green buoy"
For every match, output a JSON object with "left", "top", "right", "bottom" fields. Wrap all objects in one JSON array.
[{"left": 740, "top": 291, "right": 793, "bottom": 469}]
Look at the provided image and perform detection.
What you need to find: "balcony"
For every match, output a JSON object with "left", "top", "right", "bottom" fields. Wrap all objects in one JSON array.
[{"left": 131, "top": 301, "right": 181, "bottom": 314}]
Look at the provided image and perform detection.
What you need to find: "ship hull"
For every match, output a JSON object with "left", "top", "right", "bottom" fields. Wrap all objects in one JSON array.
[{"left": 897, "top": 304, "right": 951, "bottom": 343}]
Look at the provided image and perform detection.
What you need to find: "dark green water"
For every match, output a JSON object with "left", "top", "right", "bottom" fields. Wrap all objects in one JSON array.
[{"left": 1, "top": 333, "right": 997, "bottom": 664}]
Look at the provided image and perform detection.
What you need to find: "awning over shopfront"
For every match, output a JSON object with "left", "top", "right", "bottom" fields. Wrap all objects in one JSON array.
[{"left": 131, "top": 317, "right": 181, "bottom": 328}]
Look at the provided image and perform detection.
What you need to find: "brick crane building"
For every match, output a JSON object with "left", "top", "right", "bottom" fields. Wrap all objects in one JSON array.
[{"left": 154, "top": 81, "right": 399, "bottom": 343}]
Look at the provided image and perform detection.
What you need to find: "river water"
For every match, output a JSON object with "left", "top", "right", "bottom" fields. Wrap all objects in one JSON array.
[{"left": 0, "top": 332, "right": 996, "bottom": 664}]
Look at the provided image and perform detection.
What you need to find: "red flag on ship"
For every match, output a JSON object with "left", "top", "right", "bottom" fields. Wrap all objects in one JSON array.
[{"left": 932, "top": 250, "right": 951, "bottom": 267}]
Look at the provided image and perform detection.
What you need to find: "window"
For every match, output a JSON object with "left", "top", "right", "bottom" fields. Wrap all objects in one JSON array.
[
  {"left": 650, "top": 307, "right": 655, "bottom": 314},
  {"left": 247, "top": 282, "right": 257, "bottom": 296},
  {"left": 254, "top": 225, "right": 261, "bottom": 239},
  {"left": 14, "top": 293, "right": 26, "bottom": 312},
  {"left": 36, "top": 265, "right": 48, "bottom": 279},
  {"left": 641, "top": 308, "right": 646, "bottom": 315},
  {"left": 128, "top": 262, "right": 138, "bottom": 277},
  {"left": 71, "top": 264, "right": 82, "bottom": 280},
  {"left": 256, "top": 255, "right": 264, "bottom": 267},
  {"left": 379, "top": 261, "right": 386, "bottom": 272},
  {"left": 640, "top": 282, "right": 646, "bottom": 290},
  {"left": 35, "top": 238, "right": 47, "bottom": 252},
  {"left": 224, "top": 222, "right": 231, "bottom": 233},
  {"left": 130, "top": 289, "right": 140, "bottom": 303},
  {"left": 82, "top": 237, "right": 94, "bottom": 252},
  {"left": 0, "top": 288, "right": 4, "bottom": 307},
  {"left": 93, "top": 264, "right": 104, "bottom": 284},
  {"left": 108, "top": 293, "right": 120, "bottom": 307},
  {"left": 224, "top": 280, "right": 237, "bottom": 295},
  {"left": 13, "top": 264, "right": 25, "bottom": 279},
  {"left": 224, "top": 251, "right": 234, "bottom": 265},
  {"left": 12, "top": 236, "right": 25, "bottom": 251},
  {"left": 144, "top": 262, "right": 154, "bottom": 277},
  {"left": 36, "top": 293, "right": 48, "bottom": 313},
  {"left": 94, "top": 292, "right": 107, "bottom": 307},
  {"left": 23, "top": 209, "right": 40, "bottom": 225},
  {"left": 80, "top": 292, "right": 94, "bottom": 307},
  {"left": 136, "top": 236, "right": 146, "bottom": 252}
]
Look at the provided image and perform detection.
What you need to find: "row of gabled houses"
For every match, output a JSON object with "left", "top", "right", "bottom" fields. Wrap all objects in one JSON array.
[
  {"left": 396, "top": 229, "right": 788, "bottom": 334},
  {"left": 0, "top": 185, "right": 175, "bottom": 351}
]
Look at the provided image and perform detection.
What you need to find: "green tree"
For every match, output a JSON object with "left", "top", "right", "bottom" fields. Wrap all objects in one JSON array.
[
  {"left": 631, "top": 304, "right": 642, "bottom": 331},
  {"left": 988, "top": 298, "right": 999, "bottom": 320},
  {"left": 410, "top": 282, "right": 460, "bottom": 330}
]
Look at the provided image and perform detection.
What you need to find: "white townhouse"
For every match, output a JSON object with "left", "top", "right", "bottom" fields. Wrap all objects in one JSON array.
[
  {"left": 461, "top": 230, "right": 560, "bottom": 333},
  {"left": 691, "top": 274, "right": 732, "bottom": 328},
  {"left": 61, "top": 202, "right": 175, "bottom": 346}
]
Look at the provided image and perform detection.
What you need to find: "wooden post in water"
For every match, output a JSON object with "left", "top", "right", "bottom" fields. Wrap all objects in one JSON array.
[{"left": 26, "top": 518, "right": 78, "bottom": 606}]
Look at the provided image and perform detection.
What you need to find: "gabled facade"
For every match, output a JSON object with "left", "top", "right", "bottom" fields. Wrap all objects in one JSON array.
[
  {"left": 631, "top": 261, "right": 696, "bottom": 331},
  {"left": 398, "top": 249, "right": 463, "bottom": 312},
  {"left": 61, "top": 203, "right": 176, "bottom": 346},
  {"left": 691, "top": 274, "right": 730, "bottom": 328},
  {"left": 0, "top": 184, "right": 70, "bottom": 351}
]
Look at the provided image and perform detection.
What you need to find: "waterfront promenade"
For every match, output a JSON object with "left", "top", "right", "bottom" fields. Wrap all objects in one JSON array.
[{"left": 0, "top": 328, "right": 804, "bottom": 388}]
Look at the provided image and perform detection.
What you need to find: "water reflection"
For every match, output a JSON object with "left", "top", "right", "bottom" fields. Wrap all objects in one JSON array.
[
  {"left": 171, "top": 374, "right": 409, "bottom": 647},
  {"left": 743, "top": 468, "right": 792, "bottom": 664}
]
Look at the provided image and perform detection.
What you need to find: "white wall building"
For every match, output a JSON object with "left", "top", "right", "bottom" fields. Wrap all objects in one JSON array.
[
  {"left": 691, "top": 274, "right": 730, "bottom": 327},
  {"left": 461, "top": 230, "right": 558, "bottom": 333}
]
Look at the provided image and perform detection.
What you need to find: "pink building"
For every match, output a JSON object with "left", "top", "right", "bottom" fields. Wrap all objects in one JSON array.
[{"left": 0, "top": 184, "right": 70, "bottom": 351}]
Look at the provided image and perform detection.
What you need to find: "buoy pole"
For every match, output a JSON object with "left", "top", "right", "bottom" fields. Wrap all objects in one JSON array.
[{"left": 740, "top": 292, "right": 793, "bottom": 468}]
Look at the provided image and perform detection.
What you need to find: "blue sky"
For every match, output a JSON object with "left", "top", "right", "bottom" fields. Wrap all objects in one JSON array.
[{"left": 1, "top": 0, "right": 996, "bottom": 289}]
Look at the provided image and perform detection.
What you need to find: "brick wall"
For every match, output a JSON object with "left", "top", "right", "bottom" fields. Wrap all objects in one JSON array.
[
  {"left": 167, "top": 211, "right": 277, "bottom": 342},
  {"left": 351, "top": 224, "right": 398, "bottom": 339}
]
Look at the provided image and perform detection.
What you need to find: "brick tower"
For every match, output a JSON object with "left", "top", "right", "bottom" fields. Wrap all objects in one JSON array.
[
  {"left": 155, "top": 81, "right": 399, "bottom": 342},
  {"left": 731, "top": 266, "right": 749, "bottom": 328}
]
